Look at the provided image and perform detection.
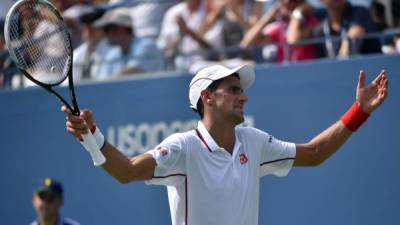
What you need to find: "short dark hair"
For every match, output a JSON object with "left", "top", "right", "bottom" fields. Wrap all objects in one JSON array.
[{"left": 192, "top": 73, "right": 239, "bottom": 119}]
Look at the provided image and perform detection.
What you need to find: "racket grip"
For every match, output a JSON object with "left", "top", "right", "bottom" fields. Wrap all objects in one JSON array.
[{"left": 81, "top": 132, "right": 106, "bottom": 166}]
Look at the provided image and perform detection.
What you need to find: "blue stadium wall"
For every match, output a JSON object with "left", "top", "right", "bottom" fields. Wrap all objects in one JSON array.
[{"left": 0, "top": 55, "right": 399, "bottom": 225}]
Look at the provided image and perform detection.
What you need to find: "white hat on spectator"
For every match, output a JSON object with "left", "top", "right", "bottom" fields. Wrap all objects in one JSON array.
[
  {"left": 94, "top": 8, "right": 132, "bottom": 28},
  {"left": 63, "top": 4, "right": 95, "bottom": 21},
  {"left": 189, "top": 64, "right": 255, "bottom": 110}
]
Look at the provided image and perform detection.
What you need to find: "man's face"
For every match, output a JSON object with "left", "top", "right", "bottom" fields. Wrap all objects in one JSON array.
[
  {"left": 32, "top": 192, "right": 62, "bottom": 219},
  {"left": 103, "top": 25, "right": 131, "bottom": 46},
  {"left": 208, "top": 75, "right": 248, "bottom": 124}
]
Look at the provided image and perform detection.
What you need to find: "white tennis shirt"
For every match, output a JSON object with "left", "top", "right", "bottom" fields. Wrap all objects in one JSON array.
[{"left": 146, "top": 121, "right": 296, "bottom": 225}]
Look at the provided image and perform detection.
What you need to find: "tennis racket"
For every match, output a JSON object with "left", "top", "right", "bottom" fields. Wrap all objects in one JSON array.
[{"left": 4, "top": 0, "right": 105, "bottom": 166}]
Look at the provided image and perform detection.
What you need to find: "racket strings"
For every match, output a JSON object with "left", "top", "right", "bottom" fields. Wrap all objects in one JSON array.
[{"left": 6, "top": 1, "right": 71, "bottom": 85}]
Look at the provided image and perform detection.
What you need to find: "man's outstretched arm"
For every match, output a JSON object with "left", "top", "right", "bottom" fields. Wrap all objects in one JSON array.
[
  {"left": 62, "top": 106, "right": 156, "bottom": 183},
  {"left": 294, "top": 70, "right": 388, "bottom": 166}
]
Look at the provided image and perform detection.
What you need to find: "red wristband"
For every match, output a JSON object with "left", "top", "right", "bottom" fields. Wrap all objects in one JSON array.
[{"left": 341, "top": 102, "right": 370, "bottom": 132}]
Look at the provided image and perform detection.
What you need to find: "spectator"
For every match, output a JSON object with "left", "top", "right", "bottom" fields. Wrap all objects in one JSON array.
[
  {"left": 240, "top": 0, "right": 319, "bottom": 63},
  {"left": 30, "top": 177, "right": 80, "bottom": 225},
  {"left": 62, "top": 2, "right": 107, "bottom": 48},
  {"left": 312, "top": 0, "right": 381, "bottom": 58},
  {"left": 63, "top": 5, "right": 89, "bottom": 49},
  {"left": 157, "top": 0, "right": 225, "bottom": 72},
  {"left": 92, "top": 8, "right": 164, "bottom": 80},
  {"left": 204, "top": 0, "right": 263, "bottom": 59},
  {"left": 109, "top": 0, "right": 180, "bottom": 39},
  {"left": 71, "top": 5, "right": 110, "bottom": 82},
  {"left": 182, "top": 0, "right": 263, "bottom": 72}
]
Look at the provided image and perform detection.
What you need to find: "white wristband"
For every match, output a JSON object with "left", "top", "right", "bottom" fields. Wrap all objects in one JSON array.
[
  {"left": 79, "top": 124, "right": 106, "bottom": 166},
  {"left": 92, "top": 125, "right": 105, "bottom": 149}
]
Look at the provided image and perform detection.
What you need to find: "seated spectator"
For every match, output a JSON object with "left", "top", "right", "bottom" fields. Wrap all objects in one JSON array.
[
  {"left": 63, "top": 4, "right": 96, "bottom": 49},
  {"left": 109, "top": 0, "right": 179, "bottom": 39},
  {"left": 157, "top": 0, "right": 225, "bottom": 72},
  {"left": 71, "top": 5, "right": 111, "bottom": 82},
  {"left": 240, "top": 0, "right": 319, "bottom": 63},
  {"left": 92, "top": 8, "right": 165, "bottom": 80},
  {"left": 311, "top": 0, "right": 381, "bottom": 58}
]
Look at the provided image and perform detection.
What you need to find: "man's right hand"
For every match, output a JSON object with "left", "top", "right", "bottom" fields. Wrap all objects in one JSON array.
[{"left": 61, "top": 106, "right": 95, "bottom": 141}]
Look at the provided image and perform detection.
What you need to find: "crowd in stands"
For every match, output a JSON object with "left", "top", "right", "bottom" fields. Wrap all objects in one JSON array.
[{"left": 1, "top": 0, "right": 400, "bottom": 89}]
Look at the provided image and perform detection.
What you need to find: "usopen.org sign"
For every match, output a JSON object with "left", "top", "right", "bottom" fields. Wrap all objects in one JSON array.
[{"left": 105, "top": 116, "right": 255, "bottom": 156}]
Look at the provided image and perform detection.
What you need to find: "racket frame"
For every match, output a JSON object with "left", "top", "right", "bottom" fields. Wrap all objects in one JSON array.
[{"left": 4, "top": 0, "right": 80, "bottom": 116}]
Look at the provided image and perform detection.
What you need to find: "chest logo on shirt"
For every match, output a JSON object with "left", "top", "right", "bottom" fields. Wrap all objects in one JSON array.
[
  {"left": 156, "top": 146, "right": 169, "bottom": 156},
  {"left": 239, "top": 153, "right": 248, "bottom": 164}
]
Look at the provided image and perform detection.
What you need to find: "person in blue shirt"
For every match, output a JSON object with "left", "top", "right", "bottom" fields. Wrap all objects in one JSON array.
[{"left": 91, "top": 8, "right": 165, "bottom": 80}]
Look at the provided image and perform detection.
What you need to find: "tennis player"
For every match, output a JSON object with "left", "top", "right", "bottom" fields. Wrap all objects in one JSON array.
[{"left": 62, "top": 64, "right": 388, "bottom": 225}]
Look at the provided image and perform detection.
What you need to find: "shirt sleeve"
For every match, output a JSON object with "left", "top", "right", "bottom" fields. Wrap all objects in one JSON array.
[
  {"left": 145, "top": 133, "right": 186, "bottom": 186},
  {"left": 254, "top": 129, "right": 296, "bottom": 177}
]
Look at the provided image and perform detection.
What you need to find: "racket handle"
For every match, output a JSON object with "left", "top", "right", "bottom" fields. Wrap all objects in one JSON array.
[{"left": 81, "top": 132, "right": 106, "bottom": 166}]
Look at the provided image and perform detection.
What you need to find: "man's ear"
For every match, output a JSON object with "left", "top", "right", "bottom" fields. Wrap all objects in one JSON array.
[{"left": 200, "top": 90, "right": 213, "bottom": 106}]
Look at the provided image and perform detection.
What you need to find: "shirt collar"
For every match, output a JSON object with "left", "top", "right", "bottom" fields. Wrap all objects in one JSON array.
[{"left": 196, "top": 121, "right": 242, "bottom": 154}]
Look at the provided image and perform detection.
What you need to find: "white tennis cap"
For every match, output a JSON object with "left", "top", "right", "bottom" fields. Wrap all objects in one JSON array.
[{"left": 189, "top": 64, "right": 255, "bottom": 110}]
